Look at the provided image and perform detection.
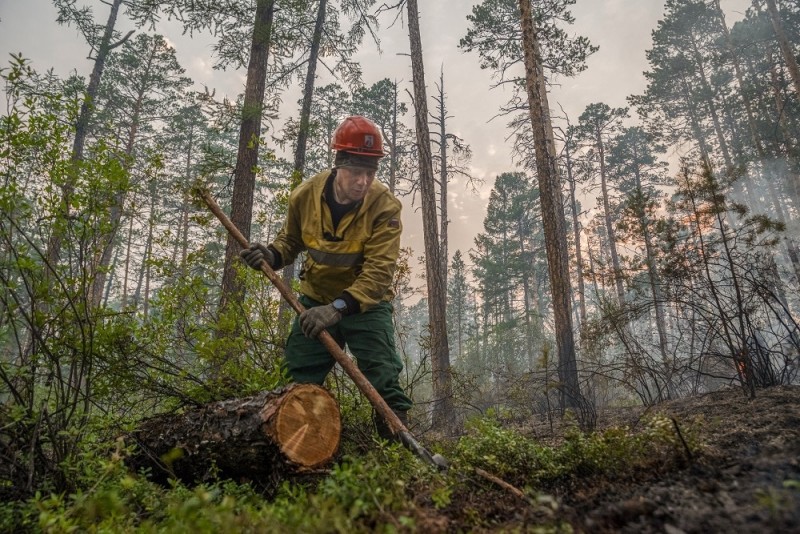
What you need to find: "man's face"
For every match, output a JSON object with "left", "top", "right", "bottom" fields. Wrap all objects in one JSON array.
[{"left": 334, "top": 166, "right": 377, "bottom": 204}]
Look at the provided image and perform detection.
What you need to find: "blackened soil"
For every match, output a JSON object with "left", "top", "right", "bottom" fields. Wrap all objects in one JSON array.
[{"left": 411, "top": 385, "right": 800, "bottom": 533}]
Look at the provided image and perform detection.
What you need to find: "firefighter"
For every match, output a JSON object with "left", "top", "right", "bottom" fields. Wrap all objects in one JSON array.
[{"left": 240, "top": 115, "right": 412, "bottom": 439}]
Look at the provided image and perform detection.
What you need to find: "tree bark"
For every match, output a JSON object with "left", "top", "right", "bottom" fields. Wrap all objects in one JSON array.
[
  {"left": 389, "top": 80, "right": 400, "bottom": 194},
  {"left": 594, "top": 125, "right": 626, "bottom": 304},
  {"left": 436, "top": 68, "right": 449, "bottom": 287},
  {"left": 131, "top": 383, "right": 340, "bottom": 483},
  {"left": 279, "top": 0, "right": 328, "bottom": 332},
  {"left": 565, "top": 153, "right": 587, "bottom": 328},
  {"left": 406, "top": 0, "right": 454, "bottom": 431},
  {"left": 219, "top": 0, "right": 276, "bottom": 313},
  {"left": 518, "top": 0, "right": 580, "bottom": 412}
]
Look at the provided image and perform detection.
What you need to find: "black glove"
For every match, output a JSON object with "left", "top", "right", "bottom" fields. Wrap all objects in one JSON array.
[
  {"left": 239, "top": 243, "right": 274, "bottom": 271},
  {"left": 299, "top": 304, "right": 342, "bottom": 338}
]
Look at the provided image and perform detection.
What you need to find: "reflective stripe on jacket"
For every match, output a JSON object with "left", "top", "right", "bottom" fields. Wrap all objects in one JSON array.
[{"left": 270, "top": 170, "right": 402, "bottom": 311}]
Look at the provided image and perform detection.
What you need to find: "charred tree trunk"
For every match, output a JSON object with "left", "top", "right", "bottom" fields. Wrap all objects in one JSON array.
[{"left": 131, "top": 383, "right": 340, "bottom": 483}]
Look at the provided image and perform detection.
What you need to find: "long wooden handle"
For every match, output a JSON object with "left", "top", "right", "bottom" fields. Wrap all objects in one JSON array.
[{"left": 199, "top": 189, "right": 412, "bottom": 438}]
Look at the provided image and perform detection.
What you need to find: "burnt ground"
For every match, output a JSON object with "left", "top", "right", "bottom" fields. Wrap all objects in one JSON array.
[{"left": 413, "top": 385, "right": 800, "bottom": 533}]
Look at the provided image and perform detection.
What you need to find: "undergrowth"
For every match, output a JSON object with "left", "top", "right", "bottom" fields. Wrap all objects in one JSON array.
[
  {"left": 0, "top": 411, "right": 702, "bottom": 533},
  {"left": 453, "top": 411, "right": 703, "bottom": 488}
]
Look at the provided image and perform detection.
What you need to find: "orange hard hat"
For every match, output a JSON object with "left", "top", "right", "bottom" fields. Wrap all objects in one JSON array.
[{"left": 331, "top": 115, "right": 385, "bottom": 157}]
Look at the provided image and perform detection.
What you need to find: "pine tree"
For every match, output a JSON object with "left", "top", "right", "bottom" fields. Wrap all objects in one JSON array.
[
  {"left": 404, "top": 0, "right": 454, "bottom": 431},
  {"left": 461, "top": 0, "right": 595, "bottom": 412},
  {"left": 577, "top": 103, "right": 629, "bottom": 305},
  {"left": 446, "top": 250, "right": 476, "bottom": 364},
  {"left": 430, "top": 67, "right": 474, "bottom": 289},
  {"left": 610, "top": 127, "right": 671, "bottom": 367},
  {"left": 517, "top": 0, "right": 581, "bottom": 411},
  {"left": 351, "top": 78, "right": 414, "bottom": 194},
  {"left": 91, "top": 33, "right": 192, "bottom": 307}
]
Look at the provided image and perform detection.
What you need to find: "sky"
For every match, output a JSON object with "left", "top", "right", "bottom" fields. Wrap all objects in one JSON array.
[{"left": 0, "top": 0, "right": 752, "bottom": 282}]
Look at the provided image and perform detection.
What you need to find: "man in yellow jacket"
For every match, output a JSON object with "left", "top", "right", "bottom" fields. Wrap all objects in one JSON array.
[{"left": 240, "top": 115, "right": 412, "bottom": 439}]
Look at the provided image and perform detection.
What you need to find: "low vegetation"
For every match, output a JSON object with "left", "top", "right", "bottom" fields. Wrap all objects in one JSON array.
[{"left": 0, "top": 407, "right": 707, "bottom": 533}]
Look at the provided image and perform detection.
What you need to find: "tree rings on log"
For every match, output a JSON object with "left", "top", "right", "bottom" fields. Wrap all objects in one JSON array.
[
  {"left": 262, "top": 383, "right": 341, "bottom": 468},
  {"left": 130, "top": 383, "right": 340, "bottom": 483}
]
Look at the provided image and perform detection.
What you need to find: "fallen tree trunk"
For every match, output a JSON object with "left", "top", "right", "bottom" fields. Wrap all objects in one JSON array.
[{"left": 129, "top": 383, "right": 340, "bottom": 483}]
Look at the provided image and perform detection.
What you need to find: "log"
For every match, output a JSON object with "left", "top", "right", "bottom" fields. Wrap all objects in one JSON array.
[{"left": 130, "top": 383, "right": 340, "bottom": 483}]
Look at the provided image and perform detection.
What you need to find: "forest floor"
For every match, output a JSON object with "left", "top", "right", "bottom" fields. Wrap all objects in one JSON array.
[{"left": 415, "top": 385, "right": 800, "bottom": 533}]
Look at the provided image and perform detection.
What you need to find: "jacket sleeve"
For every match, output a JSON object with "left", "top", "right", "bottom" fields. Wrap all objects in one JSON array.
[
  {"left": 344, "top": 195, "right": 402, "bottom": 311},
  {"left": 269, "top": 194, "right": 306, "bottom": 268}
]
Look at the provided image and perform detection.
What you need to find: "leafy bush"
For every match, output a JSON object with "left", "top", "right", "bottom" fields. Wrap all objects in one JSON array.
[
  {"left": 453, "top": 411, "right": 703, "bottom": 487},
  {"left": 454, "top": 415, "right": 559, "bottom": 481}
]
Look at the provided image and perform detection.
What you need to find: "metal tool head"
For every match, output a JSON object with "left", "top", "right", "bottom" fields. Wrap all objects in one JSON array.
[{"left": 399, "top": 431, "right": 449, "bottom": 471}]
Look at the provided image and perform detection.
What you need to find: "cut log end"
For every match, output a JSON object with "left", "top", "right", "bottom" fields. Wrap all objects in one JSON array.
[
  {"left": 132, "top": 383, "right": 341, "bottom": 483},
  {"left": 265, "top": 383, "right": 341, "bottom": 469}
]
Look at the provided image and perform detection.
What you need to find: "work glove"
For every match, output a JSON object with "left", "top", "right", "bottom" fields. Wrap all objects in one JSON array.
[
  {"left": 239, "top": 243, "right": 274, "bottom": 271},
  {"left": 299, "top": 304, "right": 342, "bottom": 338}
]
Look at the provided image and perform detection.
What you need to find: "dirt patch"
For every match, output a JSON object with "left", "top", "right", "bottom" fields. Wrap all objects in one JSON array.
[
  {"left": 419, "top": 385, "right": 800, "bottom": 533},
  {"left": 564, "top": 385, "right": 800, "bottom": 533}
]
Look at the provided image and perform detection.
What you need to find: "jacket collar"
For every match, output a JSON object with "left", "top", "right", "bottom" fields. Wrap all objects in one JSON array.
[{"left": 310, "top": 169, "right": 390, "bottom": 212}]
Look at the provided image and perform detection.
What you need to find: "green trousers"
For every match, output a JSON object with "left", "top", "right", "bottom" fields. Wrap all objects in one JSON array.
[{"left": 284, "top": 296, "right": 413, "bottom": 413}]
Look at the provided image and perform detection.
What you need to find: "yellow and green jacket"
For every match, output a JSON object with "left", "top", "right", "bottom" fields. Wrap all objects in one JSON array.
[{"left": 270, "top": 170, "right": 402, "bottom": 312}]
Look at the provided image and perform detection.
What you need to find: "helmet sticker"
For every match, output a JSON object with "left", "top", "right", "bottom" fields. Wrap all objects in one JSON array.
[{"left": 363, "top": 134, "right": 374, "bottom": 148}]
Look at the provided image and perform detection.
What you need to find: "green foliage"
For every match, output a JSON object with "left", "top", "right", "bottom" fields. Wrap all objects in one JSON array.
[
  {"left": 0, "top": 56, "right": 287, "bottom": 499},
  {"left": 0, "top": 438, "right": 436, "bottom": 534},
  {"left": 453, "top": 412, "right": 704, "bottom": 487},
  {"left": 455, "top": 413, "right": 558, "bottom": 481},
  {"left": 0, "top": 406, "right": 710, "bottom": 533}
]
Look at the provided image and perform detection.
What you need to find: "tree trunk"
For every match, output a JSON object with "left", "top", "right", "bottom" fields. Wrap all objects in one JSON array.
[
  {"left": 219, "top": 0, "right": 276, "bottom": 313},
  {"left": 565, "top": 155, "right": 587, "bottom": 328},
  {"left": 630, "top": 159, "right": 669, "bottom": 367},
  {"left": 436, "top": 68, "right": 449, "bottom": 286},
  {"left": 122, "top": 204, "right": 135, "bottom": 309},
  {"left": 47, "top": 0, "right": 128, "bottom": 269},
  {"left": 518, "top": 0, "right": 580, "bottom": 412},
  {"left": 763, "top": 169, "right": 800, "bottom": 283},
  {"left": 595, "top": 128, "right": 625, "bottom": 304},
  {"left": 714, "top": 0, "right": 765, "bottom": 158},
  {"left": 679, "top": 75, "right": 714, "bottom": 170},
  {"left": 763, "top": 0, "right": 800, "bottom": 97},
  {"left": 389, "top": 80, "right": 400, "bottom": 194},
  {"left": 688, "top": 33, "right": 734, "bottom": 171},
  {"left": 768, "top": 53, "right": 800, "bottom": 203},
  {"left": 279, "top": 0, "right": 328, "bottom": 331},
  {"left": 406, "top": 0, "right": 454, "bottom": 431},
  {"left": 131, "top": 383, "right": 340, "bottom": 483},
  {"left": 142, "top": 180, "right": 156, "bottom": 318},
  {"left": 91, "top": 38, "right": 159, "bottom": 307},
  {"left": 170, "top": 122, "right": 195, "bottom": 275}
]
